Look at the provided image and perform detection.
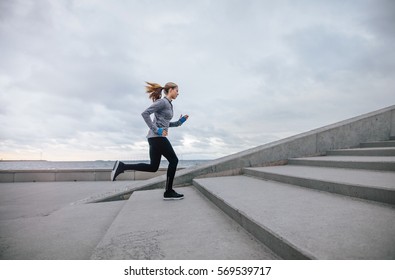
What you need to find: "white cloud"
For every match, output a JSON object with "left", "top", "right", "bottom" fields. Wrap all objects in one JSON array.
[{"left": 1, "top": 0, "right": 395, "bottom": 161}]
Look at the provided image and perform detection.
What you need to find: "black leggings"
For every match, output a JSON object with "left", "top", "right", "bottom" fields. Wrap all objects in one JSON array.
[{"left": 122, "top": 137, "right": 178, "bottom": 191}]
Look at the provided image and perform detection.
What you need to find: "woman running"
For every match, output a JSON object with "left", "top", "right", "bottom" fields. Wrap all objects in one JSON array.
[{"left": 111, "top": 82, "right": 189, "bottom": 200}]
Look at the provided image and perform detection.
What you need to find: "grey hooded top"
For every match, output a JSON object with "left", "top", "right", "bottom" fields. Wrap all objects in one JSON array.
[{"left": 141, "top": 97, "right": 183, "bottom": 138}]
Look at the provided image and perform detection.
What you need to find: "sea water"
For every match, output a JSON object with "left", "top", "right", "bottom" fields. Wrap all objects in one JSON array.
[{"left": 0, "top": 160, "right": 211, "bottom": 170}]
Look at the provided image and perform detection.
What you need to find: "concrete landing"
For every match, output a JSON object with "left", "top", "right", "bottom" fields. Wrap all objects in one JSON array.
[
  {"left": 0, "top": 201, "right": 124, "bottom": 259},
  {"left": 0, "top": 181, "right": 134, "bottom": 220},
  {"left": 91, "top": 187, "right": 279, "bottom": 260},
  {"left": 193, "top": 176, "right": 395, "bottom": 259},
  {"left": 0, "top": 181, "right": 135, "bottom": 259}
]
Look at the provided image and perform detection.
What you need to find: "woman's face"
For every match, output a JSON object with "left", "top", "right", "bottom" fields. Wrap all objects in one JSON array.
[{"left": 168, "top": 86, "right": 179, "bottom": 100}]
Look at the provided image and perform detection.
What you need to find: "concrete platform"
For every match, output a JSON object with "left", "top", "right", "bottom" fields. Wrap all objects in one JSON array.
[
  {"left": 0, "top": 181, "right": 134, "bottom": 220},
  {"left": 91, "top": 187, "right": 279, "bottom": 260},
  {"left": 193, "top": 176, "right": 395, "bottom": 259},
  {"left": 244, "top": 166, "right": 395, "bottom": 205},
  {"left": 0, "top": 181, "right": 135, "bottom": 259},
  {"left": 0, "top": 201, "right": 124, "bottom": 259}
]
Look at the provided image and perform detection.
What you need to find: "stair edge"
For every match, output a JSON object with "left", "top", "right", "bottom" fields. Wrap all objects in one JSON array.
[
  {"left": 243, "top": 168, "right": 395, "bottom": 206},
  {"left": 192, "top": 178, "right": 316, "bottom": 260},
  {"left": 288, "top": 158, "right": 395, "bottom": 171}
]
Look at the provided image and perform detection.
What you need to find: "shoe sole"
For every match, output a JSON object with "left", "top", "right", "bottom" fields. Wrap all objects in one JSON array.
[
  {"left": 111, "top": 160, "right": 120, "bottom": 181},
  {"left": 163, "top": 197, "right": 184, "bottom": 200}
]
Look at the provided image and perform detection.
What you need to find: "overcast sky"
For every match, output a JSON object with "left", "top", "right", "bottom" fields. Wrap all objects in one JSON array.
[{"left": 1, "top": 0, "right": 395, "bottom": 161}]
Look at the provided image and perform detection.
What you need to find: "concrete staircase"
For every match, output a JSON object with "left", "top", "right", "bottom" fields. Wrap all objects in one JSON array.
[
  {"left": 193, "top": 140, "right": 395, "bottom": 259},
  {"left": 2, "top": 107, "right": 395, "bottom": 260},
  {"left": 88, "top": 106, "right": 395, "bottom": 260}
]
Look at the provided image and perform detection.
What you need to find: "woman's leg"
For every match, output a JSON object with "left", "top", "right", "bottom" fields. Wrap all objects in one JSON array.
[
  {"left": 112, "top": 138, "right": 162, "bottom": 181},
  {"left": 122, "top": 138, "right": 162, "bottom": 172},
  {"left": 160, "top": 138, "right": 179, "bottom": 192}
]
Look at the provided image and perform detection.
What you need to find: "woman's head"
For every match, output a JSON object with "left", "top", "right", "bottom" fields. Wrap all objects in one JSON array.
[{"left": 145, "top": 81, "right": 179, "bottom": 101}]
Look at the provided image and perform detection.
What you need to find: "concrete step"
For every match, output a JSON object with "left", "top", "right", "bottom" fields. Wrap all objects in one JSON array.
[
  {"left": 360, "top": 141, "right": 395, "bottom": 148},
  {"left": 390, "top": 136, "right": 395, "bottom": 140},
  {"left": 326, "top": 147, "right": 395, "bottom": 156},
  {"left": 90, "top": 186, "right": 279, "bottom": 260},
  {"left": 244, "top": 166, "right": 395, "bottom": 205},
  {"left": 193, "top": 176, "right": 395, "bottom": 260},
  {"left": 288, "top": 156, "right": 395, "bottom": 171}
]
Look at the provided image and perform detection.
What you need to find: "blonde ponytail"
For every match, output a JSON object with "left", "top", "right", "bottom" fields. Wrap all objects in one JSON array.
[
  {"left": 145, "top": 81, "right": 178, "bottom": 102},
  {"left": 145, "top": 82, "right": 163, "bottom": 102}
]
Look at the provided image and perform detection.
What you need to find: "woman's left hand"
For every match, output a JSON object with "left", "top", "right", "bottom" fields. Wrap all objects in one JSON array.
[{"left": 179, "top": 114, "right": 189, "bottom": 124}]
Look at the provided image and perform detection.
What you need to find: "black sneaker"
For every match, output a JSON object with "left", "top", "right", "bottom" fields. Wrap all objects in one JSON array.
[
  {"left": 111, "top": 160, "right": 124, "bottom": 181},
  {"left": 163, "top": 189, "right": 184, "bottom": 200}
]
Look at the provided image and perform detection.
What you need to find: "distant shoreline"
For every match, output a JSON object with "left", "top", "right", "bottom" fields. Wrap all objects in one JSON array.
[
  {"left": 0, "top": 159, "right": 211, "bottom": 162},
  {"left": 0, "top": 159, "right": 212, "bottom": 171},
  {"left": 0, "top": 160, "right": 47, "bottom": 162}
]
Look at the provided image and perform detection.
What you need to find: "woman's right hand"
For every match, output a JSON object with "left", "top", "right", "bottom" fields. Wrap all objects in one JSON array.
[{"left": 158, "top": 127, "right": 168, "bottom": 136}]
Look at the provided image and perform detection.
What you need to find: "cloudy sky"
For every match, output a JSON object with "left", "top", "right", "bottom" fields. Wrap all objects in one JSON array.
[{"left": 1, "top": 0, "right": 394, "bottom": 161}]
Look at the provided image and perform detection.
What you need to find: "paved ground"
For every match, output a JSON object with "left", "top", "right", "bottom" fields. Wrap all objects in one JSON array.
[
  {"left": 0, "top": 181, "right": 135, "bottom": 259},
  {"left": 0, "top": 182, "right": 278, "bottom": 260},
  {"left": 91, "top": 186, "right": 278, "bottom": 260}
]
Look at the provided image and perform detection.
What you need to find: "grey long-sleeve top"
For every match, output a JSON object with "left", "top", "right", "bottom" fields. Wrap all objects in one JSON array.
[{"left": 141, "top": 97, "right": 183, "bottom": 138}]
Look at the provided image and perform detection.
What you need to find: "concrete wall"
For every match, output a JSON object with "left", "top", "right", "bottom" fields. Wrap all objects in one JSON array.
[
  {"left": 0, "top": 169, "right": 172, "bottom": 183},
  {"left": 176, "top": 105, "right": 395, "bottom": 181},
  {"left": 391, "top": 109, "right": 395, "bottom": 137},
  {"left": 86, "top": 105, "right": 395, "bottom": 203}
]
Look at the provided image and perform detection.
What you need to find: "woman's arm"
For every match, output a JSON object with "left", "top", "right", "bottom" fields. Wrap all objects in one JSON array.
[
  {"left": 169, "top": 114, "right": 189, "bottom": 127},
  {"left": 141, "top": 100, "right": 166, "bottom": 134}
]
